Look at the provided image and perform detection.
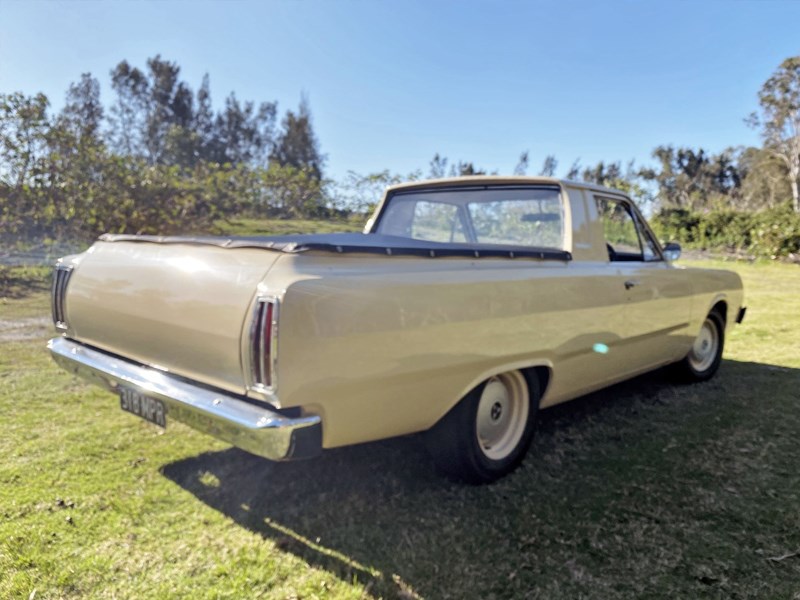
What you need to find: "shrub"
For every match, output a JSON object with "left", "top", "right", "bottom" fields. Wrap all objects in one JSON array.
[{"left": 651, "top": 205, "right": 800, "bottom": 258}]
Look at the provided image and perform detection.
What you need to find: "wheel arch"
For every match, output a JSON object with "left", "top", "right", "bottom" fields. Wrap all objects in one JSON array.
[
  {"left": 435, "top": 359, "right": 554, "bottom": 426},
  {"left": 704, "top": 294, "right": 730, "bottom": 328},
  {"left": 522, "top": 365, "right": 551, "bottom": 401}
]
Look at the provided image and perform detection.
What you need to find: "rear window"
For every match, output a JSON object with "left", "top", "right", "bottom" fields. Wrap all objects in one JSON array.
[{"left": 376, "top": 187, "right": 564, "bottom": 250}]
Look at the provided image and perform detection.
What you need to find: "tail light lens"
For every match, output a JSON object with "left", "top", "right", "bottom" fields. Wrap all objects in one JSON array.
[
  {"left": 51, "top": 264, "right": 74, "bottom": 330},
  {"left": 249, "top": 296, "right": 279, "bottom": 389}
]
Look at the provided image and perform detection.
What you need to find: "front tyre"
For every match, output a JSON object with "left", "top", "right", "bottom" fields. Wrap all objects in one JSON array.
[
  {"left": 676, "top": 311, "right": 725, "bottom": 382},
  {"left": 424, "top": 370, "right": 540, "bottom": 484}
]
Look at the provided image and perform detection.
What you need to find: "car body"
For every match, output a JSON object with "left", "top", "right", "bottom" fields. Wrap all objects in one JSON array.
[{"left": 48, "top": 177, "right": 745, "bottom": 482}]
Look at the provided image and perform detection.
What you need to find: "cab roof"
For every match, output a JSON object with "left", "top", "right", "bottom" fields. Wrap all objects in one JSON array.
[{"left": 385, "top": 175, "right": 628, "bottom": 197}]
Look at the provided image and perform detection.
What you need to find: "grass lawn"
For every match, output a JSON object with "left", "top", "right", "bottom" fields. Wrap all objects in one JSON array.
[{"left": 1, "top": 258, "right": 799, "bottom": 599}]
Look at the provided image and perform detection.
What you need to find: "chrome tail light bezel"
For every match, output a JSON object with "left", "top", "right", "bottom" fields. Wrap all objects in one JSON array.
[
  {"left": 51, "top": 263, "right": 74, "bottom": 330},
  {"left": 249, "top": 295, "right": 280, "bottom": 392}
]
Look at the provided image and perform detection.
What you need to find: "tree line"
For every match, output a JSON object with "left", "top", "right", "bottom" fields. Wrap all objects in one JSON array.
[
  {"left": 1, "top": 55, "right": 798, "bottom": 256},
  {"left": 0, "top": 55, "right": 326, "bottom": 243}
]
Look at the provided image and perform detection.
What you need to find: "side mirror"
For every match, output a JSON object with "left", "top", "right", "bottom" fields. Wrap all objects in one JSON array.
[{"left": 663, "top": 242, "right": 681, "bottom": 262}]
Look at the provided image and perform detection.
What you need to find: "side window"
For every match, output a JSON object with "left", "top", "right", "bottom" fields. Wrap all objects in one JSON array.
[
  {"left": 635, "top": 215, "right": 662, "bottom": 261},
  {"left": 411, "top": 201, "right": 467, "bottom": 243},
  {"left": 596, "top": 197, "right": 644, "bottom": 261},
  {"left": 595, "top": 197, "right": 662, "bottom": 262}
]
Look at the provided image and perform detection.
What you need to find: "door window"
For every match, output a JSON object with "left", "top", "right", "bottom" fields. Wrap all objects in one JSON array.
[{"left": 596, "top": 197, "right": 660, "bottom": 262}]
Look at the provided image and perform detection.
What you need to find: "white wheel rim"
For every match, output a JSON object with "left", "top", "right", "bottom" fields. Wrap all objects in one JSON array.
[
  {"left": 475, "top": 371, "right": 529, "bottom": 460},
  {"left": 688, "top": 318, "right": 719, "bottom": 372}
]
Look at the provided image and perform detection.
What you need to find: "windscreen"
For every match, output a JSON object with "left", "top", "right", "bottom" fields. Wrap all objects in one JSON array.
[{"left": 375, "top": 187, "right": 564, "bottom": 250}]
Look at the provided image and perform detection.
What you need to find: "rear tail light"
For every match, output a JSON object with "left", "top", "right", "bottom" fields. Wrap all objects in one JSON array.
[
  {"left": 51, "top": 264, "right": 74, "bottom": 330},
  {"left": 249, "top": 296, "right": 279, "bottom": 389}
]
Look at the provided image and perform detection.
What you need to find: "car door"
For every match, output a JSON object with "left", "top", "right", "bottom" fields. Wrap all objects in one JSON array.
[{"left": 594, "top": 195, "right": 693, "bottom": 374}]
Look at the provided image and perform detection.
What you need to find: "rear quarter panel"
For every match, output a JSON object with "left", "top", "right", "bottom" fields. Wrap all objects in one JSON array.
[
  {"left": 681, "top": 265, "right": 745, "bottom": 333},
  {"left": 266, "top": 254, "right": 636, "bottom": 448}
]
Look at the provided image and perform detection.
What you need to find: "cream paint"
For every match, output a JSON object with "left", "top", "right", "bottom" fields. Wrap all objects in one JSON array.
[
  {"left": 58, "top": 177, "right": 744, "bottom": 451},
  {"left": 65, "top": 243, "right": 281, "bottom": 394},
  {"left": 260, "top": 252, "right": 740, "bottom": 449}
]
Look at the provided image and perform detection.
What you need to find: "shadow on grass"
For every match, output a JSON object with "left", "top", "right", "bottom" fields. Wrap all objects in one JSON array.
[{"left": 161, "top": 359, "right": 800, "bottom": 599}]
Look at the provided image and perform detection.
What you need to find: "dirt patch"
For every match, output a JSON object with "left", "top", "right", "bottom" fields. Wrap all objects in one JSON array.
[{"left": 0, "top": 316, "right": 52, "bottom": 342}]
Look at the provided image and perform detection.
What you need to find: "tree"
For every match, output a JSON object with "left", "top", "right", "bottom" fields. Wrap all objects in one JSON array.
[
  {"left": 749, "top": 56, "right": 800, "bottom": 212},
  {"left": 582, "top": 160, "right": 623, "bottom": 186},
  {"left": 108, "top": 60, "right": 148, "bottom": 157},
  {"left": 737, "top": 146, "right": 791, "bottom": 210},
  {"left": 566, "top": 159, "right": 581, "bottom": 180},
  {"left": 144, "top": 55, "right": 184, "bottom": 163},
  {"left": 426, "top": 154, "right": 487, "bottom": 177},
  {"left": 108, "top": 56, "right": 277, "bottom": 169},
  {"left": 0, "top": 92, "right": 50, "bottom": 190},
  {"left": 193, "top": 74, "right": 217, "bottom": 161},
  {"left": 334, "top": 169, "right": 415, "bottom": 215},
  {"left": 270, "top": 96, "right": 323, "bottom": 179},
  {"left": 48, "top": 74, "right": 109, "bottom": 235},
  {"left": 1, "top": 57, "right": 343, "bottom": 243},
  {"left": 0, "top": 92, "right": 52, "bottom": 237},
  {"left": 215, "top": 92, "right": 276, "bottom": 166},
  {"left": 428, "top": 153, "right": 448, "bottom": 178},
  {"left": 538, "top": 155, "right": 557, "bottom": 177},
  {"left": 582, "top": 160, "right": 653, "bottom": 208},
  {"left": 109, "top": 56, "right": 196, "bottom": 165},
  {"left": 639, "top": 146, "right": 741, "bottom": 210},
  {"left": 61, "top": 73, "right": 103, "bottom": 144},
  {"left": 513, "top": 151, "right": 529, "bottom": 175},
  {"left": 260, "top": 163, "right": 325, "bottom": 218},
  {"left": 449, "top": 161, "right": 485, "bottom": 176}
]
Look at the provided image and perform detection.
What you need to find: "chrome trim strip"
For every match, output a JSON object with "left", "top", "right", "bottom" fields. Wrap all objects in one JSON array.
[
  {"left": 249, "top": 299, "right": 264, "bottom": 386},
  {"left": 259, "top": 299, "right": 271, "bottom": 385},
  {"left": 48, "top": 337, "right": 321, "bottom": 461},
  {"left": 267, "top": 297, "right": 279, "bottom": 390},
  {"left": 248, "top": 295, "right": 279, "bottom": 392},
  {"left": 51, "top": 264, "right": 73, "bottom": 330}
]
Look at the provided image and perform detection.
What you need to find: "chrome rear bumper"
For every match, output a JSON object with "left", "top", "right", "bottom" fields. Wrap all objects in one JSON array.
[{"left": 47, "top": 337, "right": 321, "bottom": 460}]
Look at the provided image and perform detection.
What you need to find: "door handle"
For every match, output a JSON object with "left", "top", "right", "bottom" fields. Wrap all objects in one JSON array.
[{"left": 624, "top": 279, "right": 641, "bottom": 290}]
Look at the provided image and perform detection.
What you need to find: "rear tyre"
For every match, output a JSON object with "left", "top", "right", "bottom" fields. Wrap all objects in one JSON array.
[
  {"left": 424, "top": 370, "right": 540, "bottom": 484},
  {"left": 675, "top": 311, "right": 725, "bottom": 382}
]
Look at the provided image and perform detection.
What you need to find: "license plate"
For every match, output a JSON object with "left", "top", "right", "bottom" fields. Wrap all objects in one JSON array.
[{"left": 120, "top": 387, "right": 167, "bottom": 428}]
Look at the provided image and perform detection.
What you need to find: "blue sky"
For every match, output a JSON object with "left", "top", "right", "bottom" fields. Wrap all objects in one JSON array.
[{"left": 1, "top": 0, "right": 798, "bottom": 180}]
